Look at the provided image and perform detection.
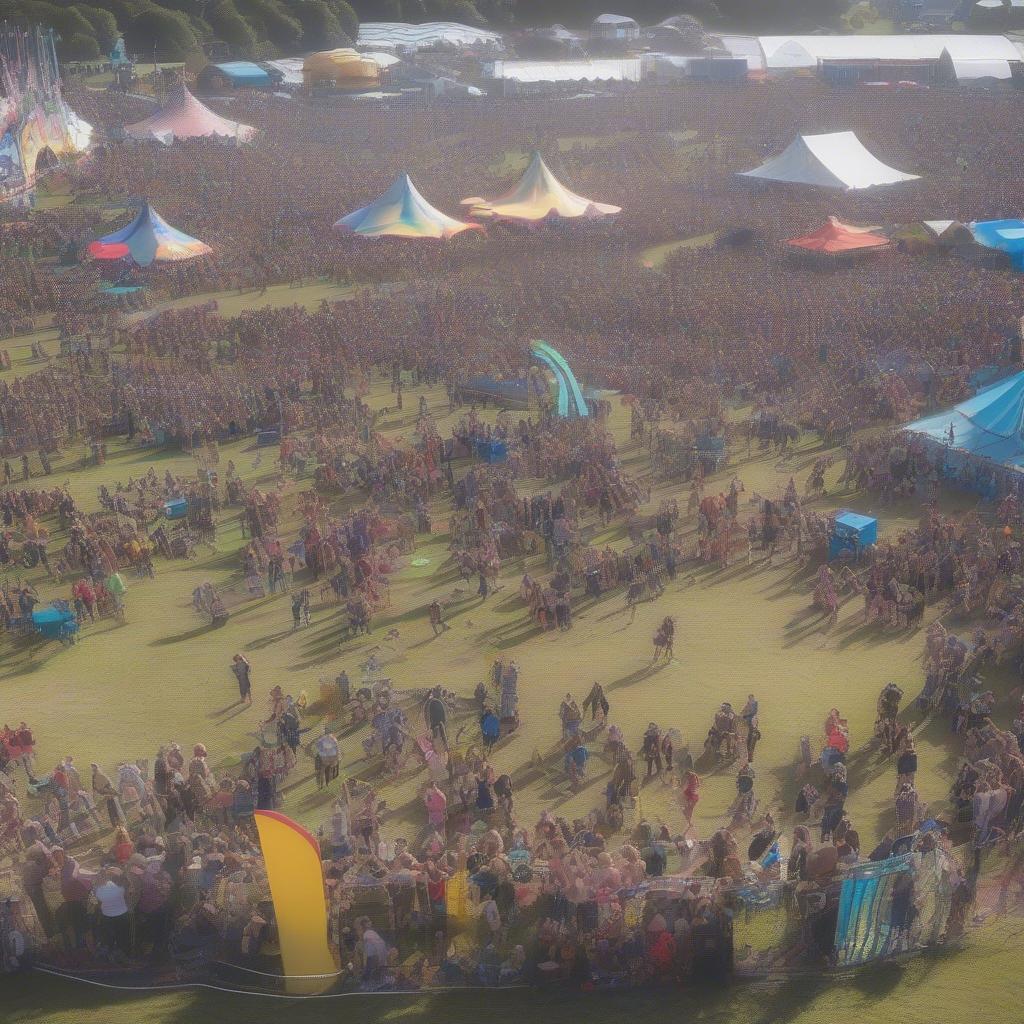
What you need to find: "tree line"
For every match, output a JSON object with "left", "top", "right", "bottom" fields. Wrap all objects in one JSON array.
[{"left": 0, "top": 0, "right": 853, "bottom": 64}]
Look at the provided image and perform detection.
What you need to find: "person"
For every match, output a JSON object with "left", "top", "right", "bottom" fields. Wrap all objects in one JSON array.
[
  {"left": 679, "top": 770, "right": 700, "bottom": 823},
  {"left": 641, "top": 723, "right": 663, "bottom": 779},
  {"left": 429, "top": 599, "right": 448, "bottom": 635},
  {"left": 92, "top": 763, "right": 124, "bottom": 827},
  {"left": 746, "top": 716, "right": 761, "bottom": 764},
  {"left": 314, "top": 725, "right": 340, "bottom": 790},
  {"left": 559, "top": 694, "right": 582, "bottom": 740},
  {"left": 424, "top": 687, "right": 448, "bottom": 749},
  {"left": 582, "top": 681, "right": 609, "bottom": 724},
  {"left": 481, "top": 707, "right": 500, "bottom": 753},
  {"left": 356, "top": 915, "right": 388, "bottom": 983},
  {"left": 231, "top": 654, "right": 252, "bottom": 705},
  {"left": 424, "top": 780, "right": 447, "bottom": 830},
  {"left": 94, "top": 867, "right": 131, "bottom": 958}
]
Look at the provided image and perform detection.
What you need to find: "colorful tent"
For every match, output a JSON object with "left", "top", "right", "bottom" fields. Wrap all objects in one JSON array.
[
  {"left": 971, "top": 219, "right": 1024, "bottom": 268},
  {"left": 462, "top": 151, "right": 621, "bottom": 223},
  {"left": 786, "top": 217, "right": 891, "bottom": 255},
  {"left": 903, "top": 370, "right": 1024, "bottom": 470},
  {"left": 739, "top": 131, "right": 919, "bottom": 190},
  {"left": 95, "top": 202, "right": 212, "bottom": 266},
  {"left": 335, "top": 174, "right": 480, "bottom": 239},
  {"left": 125, "top": 84, "right": 256, "bottom": 144}
]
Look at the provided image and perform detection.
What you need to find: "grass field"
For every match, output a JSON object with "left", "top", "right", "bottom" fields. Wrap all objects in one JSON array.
[
  {"left": 640, "top": 233, "right": 719, "bottom": 269},
  {"left": 0, "top": 368, "right": 1006, "bottom": 1022}
]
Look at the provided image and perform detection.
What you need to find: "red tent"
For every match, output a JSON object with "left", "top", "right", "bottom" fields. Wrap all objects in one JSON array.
[{"left": 786, "top": 217, "right": 890, "bottom": 255}]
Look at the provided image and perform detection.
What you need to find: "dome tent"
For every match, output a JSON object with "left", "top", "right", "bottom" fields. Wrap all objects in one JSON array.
[
  {"left": 125, "top": 84, "right": 256, "bottom": 144},
  {"left": 335, "top": 174, "right": 481, "bottom": 239},
  {"left": 462, "top": 151, "right": 620, "bottom": 224},
  {"left": 92, "top": 202, "right": 212, "bottom": 266}
]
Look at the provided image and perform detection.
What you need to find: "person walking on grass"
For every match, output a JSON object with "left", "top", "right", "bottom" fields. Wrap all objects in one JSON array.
[{"left": 231, "top": 654, "right": 252, "bottom": 705}]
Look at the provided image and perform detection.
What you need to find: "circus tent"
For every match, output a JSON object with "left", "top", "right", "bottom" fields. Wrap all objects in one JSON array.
[
  {"left": 462, "top": 151, "right": 620, "bottom": 224},
  {"left": 90, "top": 202, "right": 212, "bottom": 266},
  {"left": 335, "top": 174, "right": 480, "bottom": 239},
  {"left": 786, "top": 217, "right": 891, "bottom": 255},
  {"left": 125, "top": 84, "right": 256, "bottom": 144},
  {"left": 739, "top": 131, "right": 919, "bottom": 190}
]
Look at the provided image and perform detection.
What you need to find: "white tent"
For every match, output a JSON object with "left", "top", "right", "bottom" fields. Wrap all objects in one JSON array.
[
  {"left": 738, "top": 131, "right": 920, "bottom": 191},
  {"left": 485, "top": 58, "right": 641, "bottom": 83},
  {"left": 356, "top": 21, "right": 500, "bottom": 51},
  {"left": 758, "top": 34, "right": 1021, "bottom": 69}
]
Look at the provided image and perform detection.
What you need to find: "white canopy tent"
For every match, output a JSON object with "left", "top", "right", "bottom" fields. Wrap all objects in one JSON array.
[
  {"left": 738, "top": 131, "right": 920, "bottom": 191},
  {"left": 758, "top": 34, "right": 1022, "bottom": 69}
]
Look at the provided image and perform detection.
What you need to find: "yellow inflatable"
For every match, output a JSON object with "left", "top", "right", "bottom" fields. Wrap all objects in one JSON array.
[{"left": 254, "top": 810, "right": 337, "bottom": 994}]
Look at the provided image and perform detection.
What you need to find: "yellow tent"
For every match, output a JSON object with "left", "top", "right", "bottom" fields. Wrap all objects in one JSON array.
[
  {"left": 302, "top": 49, "right": 380, "bottom": 90},
  {"left": 462, "top": 151, "right": 621, "bottom": 224}
]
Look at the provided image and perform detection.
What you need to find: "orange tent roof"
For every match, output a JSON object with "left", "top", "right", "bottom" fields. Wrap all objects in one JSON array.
[{"left": 786, "top": 216, "right": 890, "bottom": 254}]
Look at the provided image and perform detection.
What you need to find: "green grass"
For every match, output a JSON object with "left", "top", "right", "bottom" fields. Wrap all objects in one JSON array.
[
  {"left": 0, "top": 337, "right": 1007, "bottom": 1022},
  {"left": 640, "top": 233, "right": 718, "bottom": 269},
  {"left": 131, "top": 280, "right": 365, "bottom": 321}
]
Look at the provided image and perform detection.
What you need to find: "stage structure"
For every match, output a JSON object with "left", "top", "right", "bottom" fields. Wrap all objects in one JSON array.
[{"left": 0, "top": 26, "right": 92, "bottom": 205}]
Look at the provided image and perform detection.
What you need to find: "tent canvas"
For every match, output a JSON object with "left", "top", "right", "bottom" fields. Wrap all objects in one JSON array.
[
  {"left": 126, "top": 85, "right": 256, "bottom": 143},
  {"left": 971, "top": 219, "right": 1024, "bottom": 268},
  {"left": 739, "top": 132, "right": 919, "bottom": 190},
  {"left": 903, "top": 370, "right": 1024, "bottom": 469},
  {"left": 758, "top": 34, "right": 1021, "bottom": 69},
  {"left": 97, "top": 202, "right": 212, "bottom": 266},
  {"left": 335, "top": 174, "right": 480, "bottom": 239},
  {"left": 786, "top": 217, "right": 891, "bottom": 254},
  {"left": 462, "top": 151, "right": 620, "bottom": 222}
]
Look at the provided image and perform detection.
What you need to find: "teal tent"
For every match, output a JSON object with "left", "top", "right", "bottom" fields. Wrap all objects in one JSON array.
[{"left": 903, "top": 370, "right": 1024, "bottom": 469}]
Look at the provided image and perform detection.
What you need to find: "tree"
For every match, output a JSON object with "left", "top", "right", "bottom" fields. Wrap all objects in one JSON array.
[
  {"left": 125, "top": 6, "right": 201, "bottom": 59},
  {"left": 236, "top": 0, "right": 303, "bottom": 49},
  {"left": 290, "top": 0, "right": 349, "bottom": 49},
  {"left": 322, "top": 0, "right": 358, "bottom": 39},
  {"left": 61, "top": 31, "right": 102, "bottom": 59},
  {"left": 73, "top": 5, "right": 120, "bottom": 52},
  {"left": 209, "top": 0, "right": 258, "bottom": 53}
]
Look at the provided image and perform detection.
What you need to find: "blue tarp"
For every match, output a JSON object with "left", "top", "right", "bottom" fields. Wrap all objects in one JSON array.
[
  {"left": 903, "top": 370, "right": 1024, "bottom": 470},
  {"left": 211, "top": 62, "right": 271, "bottom": 88},
  {"left": 971, "top": 219, "right": 1024, "bottom": 269}
]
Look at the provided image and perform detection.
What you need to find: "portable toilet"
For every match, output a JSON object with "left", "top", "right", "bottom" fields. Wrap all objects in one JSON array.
[
  {"left": 164, "top": 497, "right": 188, "bottom": 519},
  {"left": 829, "top": 511, "right": 877, "bottom": 561}
]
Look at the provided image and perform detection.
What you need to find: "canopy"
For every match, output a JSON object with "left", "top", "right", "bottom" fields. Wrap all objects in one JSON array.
[
  {"left": 96, "top": 202, "right": 212, "bottom": 266},
  {"left": 356, "top": 21, "right": 501, "bottom": 51},
  {"left": 302, "top": 49, "right": 380, "bottom": 89},
  {"left": 758, "top": 34, "right": 1021, "bottom": 69},
  {"left": 462, "top": 151, "right": 620, "bottom": 223},
  {"left": 971, "top": 219, "right": 1024, "bottom": 268},
  {"left": 125, "top": 84, "right": 256, "bottom": 143},
  {"left": 335, "top": 174, "right": 480, "bottom": 239},
  {"left": 904, "top": 371, "right": 1024, "bottom": 469},
  {"left": 740, "top": 132, "right": 919, "bottom": 190},
  {"left": 786, "top": 217, "right": 891, "bottom": 254}
]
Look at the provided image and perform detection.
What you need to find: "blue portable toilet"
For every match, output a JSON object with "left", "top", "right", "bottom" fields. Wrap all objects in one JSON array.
[
  {"left": 164, "top": 497, "right": 188, "bottom": 519},
  {"left": 829, "top": 511, "right": 877, "bottom": 561}
]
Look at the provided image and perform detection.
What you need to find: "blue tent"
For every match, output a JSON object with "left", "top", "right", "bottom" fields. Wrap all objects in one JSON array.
[
  {"left": 971, "top": 219, "right": 1024, "bottom": 269},
  {"left": 210, "top": 62, "right": 272, "bottom": 88},
  {"left": 903, "top": 370, "right": 1024, "bottom": 469}
]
